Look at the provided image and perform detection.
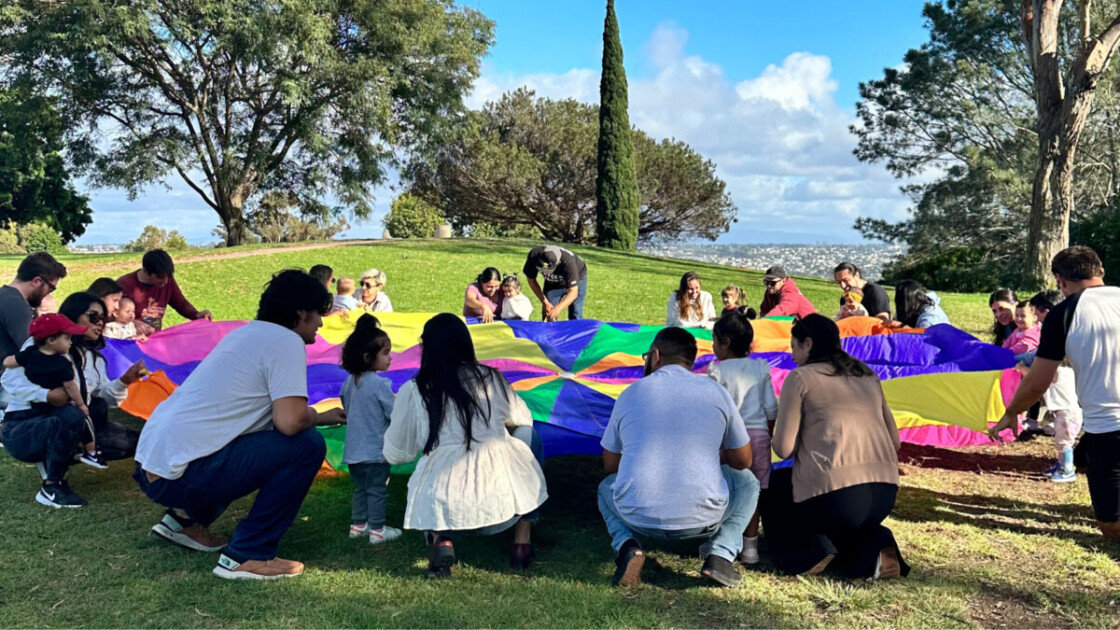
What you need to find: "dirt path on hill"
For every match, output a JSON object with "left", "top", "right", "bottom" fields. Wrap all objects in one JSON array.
[{"left": 64, "top": 239, "right": 382, "bottom": 273}]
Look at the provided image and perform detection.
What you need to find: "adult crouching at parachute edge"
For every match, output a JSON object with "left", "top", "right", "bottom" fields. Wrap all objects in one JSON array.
[
  {"left": 522, "top": 245, "right": 588, "bottom": 321},
  {"left": 133, "top": 269, "right": 347, "bottom": 580}
]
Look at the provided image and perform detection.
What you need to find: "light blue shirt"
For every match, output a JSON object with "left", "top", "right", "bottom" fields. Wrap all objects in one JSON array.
[
  {"left": 341, "top": 372, "right": 395, "bottom": 464},
  {"left": 601, "top": 364, "right": 749, "bottom": 530},
  {"left": 916, "top": 291, "right": 951, "bottom": 328}
]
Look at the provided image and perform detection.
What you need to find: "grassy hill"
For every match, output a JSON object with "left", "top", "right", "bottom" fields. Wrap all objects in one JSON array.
[{"left": 0, "top": 240, "right": 1114, "bottom": 629}]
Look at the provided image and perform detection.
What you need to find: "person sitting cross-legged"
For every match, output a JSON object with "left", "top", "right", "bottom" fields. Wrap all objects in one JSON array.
[
  {"left": 133, "top": 269, "right": 346, "bottom": 580},
  {"left": 598, "top": 327, "right": 760, "bottom": 588}
]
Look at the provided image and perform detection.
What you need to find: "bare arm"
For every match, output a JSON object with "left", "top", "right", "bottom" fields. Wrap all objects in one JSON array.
[
  {"left": 722, "top": 444, "right": 754, "bottom": 471},
  {"left": 526, "top": 277, "right": 548, "bottom": 308},
  {"left": 2, "top": 355, "right": 16, "bottom": 369},
  {"left": 602, "top": 449, "right": 621, "bottom": 474},
  {"left": 989, "top": 358, "right": 1059, "bottom": 439},
  {"left": 63, "top": 380, "right": 89, "bottom": 415},
  {"left": 272, "top": 396, "right": 346, "bottom": 436},
  {"left": 772, "top": 372, "right": 804, "bottom": 459}
]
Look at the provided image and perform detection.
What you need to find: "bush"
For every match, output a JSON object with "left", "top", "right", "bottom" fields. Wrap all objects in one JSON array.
[
  {"left": 384, "top": 193, "right": 444, "bottom": 239},
  {"left": 127, "top": 225, "right": 191, "bottom": 252},
  {"left": 0, "top": 227, "right": 24, "bottom": 254},
  {"left": 16, "top": 222, "right": 68, "bottom": 255}
]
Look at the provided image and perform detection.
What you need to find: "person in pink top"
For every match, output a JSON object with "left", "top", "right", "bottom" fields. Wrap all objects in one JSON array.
[
  {"left": 462, "top": 267, "right": 505, "bottom": 323},
  {"left": 1003, "top": 300, "right": 1042, "bottom": 355}
]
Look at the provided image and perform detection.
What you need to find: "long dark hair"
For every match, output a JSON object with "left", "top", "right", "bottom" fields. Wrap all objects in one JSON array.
[
  {"left": 58, "top": 293, "right": 108, "bottom": 390},
  {"left": 340, "top": 314, "right": 388, "bottom": 376},
  {"left": 989, "top": 288, "right": 1018, "bottom": 345},
  {"left": 477, "top": 267, "right": 502, "bottom": 285},
  {"left": 791, "top": 313, "right": 874, "bottom": 378},
  {"left": 712, "top": 310, "right": 755, "bottom": 358},
  {"left": 894, "top": 280, "right": 934, "bottom": 328},
  {"left": 415, "top": 313, "right": 497, "bottom": 454},
  {"left": 676, "top": 271, "right": 701, "bottom": 319}
]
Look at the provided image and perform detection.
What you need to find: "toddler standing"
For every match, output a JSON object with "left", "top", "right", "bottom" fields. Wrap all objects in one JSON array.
[
  {"left": 103, "top": 297, "right": 148, "bottom": 341},
  {"left": 340, "top": 314, "right": 402, "bottom": 544},
  {"left": 706, "top": 310, "right": 778, "bottom": 565},
  {"left": 1045, "top": 361, "right": 1082, "bottom": 483},
  {"left": 500, "top": 275, "right": 534, "bottom": 321}
]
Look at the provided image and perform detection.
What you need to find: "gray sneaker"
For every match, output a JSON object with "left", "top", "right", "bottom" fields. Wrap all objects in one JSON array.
[{"left": 151, "top": 514, "right": 228, "bottom": 552}]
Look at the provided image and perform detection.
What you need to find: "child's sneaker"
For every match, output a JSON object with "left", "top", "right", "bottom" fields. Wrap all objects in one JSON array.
[
  {"left": 369, "top": 525, "right": 402, "bottom": 544},
  {"left": 1050, "top": 468, "right": 1077, "bottom": 483},
  {"left": 738, "top": 536, "right": 760, "bottom": 565},
  {"left": 76, "top": 450, "right": 108, "bottom": 470},
  {"left": 1044, "top": 460, "right": 1062, "bottom": 476},
  {"left": 349, "top": 523, "right": 369, "bottom": 539}
]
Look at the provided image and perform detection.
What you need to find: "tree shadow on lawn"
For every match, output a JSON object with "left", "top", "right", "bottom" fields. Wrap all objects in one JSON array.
[{"left": 898, "top": 442, "right": 1052, "bottom": 476}]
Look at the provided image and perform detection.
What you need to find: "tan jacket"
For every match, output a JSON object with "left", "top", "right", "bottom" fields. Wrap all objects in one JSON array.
[{"left": 773, "top": 362, "right": 900, "bottom": 503}]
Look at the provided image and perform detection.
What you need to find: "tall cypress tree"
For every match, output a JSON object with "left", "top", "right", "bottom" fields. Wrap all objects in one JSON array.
[{"left": 595, "top": 0, "right": 639, "bottom": 250}]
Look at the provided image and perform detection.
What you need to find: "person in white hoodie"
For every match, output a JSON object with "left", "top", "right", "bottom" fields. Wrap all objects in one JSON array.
[{"left": 666, "top": 272, "right": 717, "bottom": 330}]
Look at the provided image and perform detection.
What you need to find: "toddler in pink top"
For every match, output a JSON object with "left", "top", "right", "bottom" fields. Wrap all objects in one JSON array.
[{"left": 1003, "top": 301, "right": 1041, "bottom": 355}]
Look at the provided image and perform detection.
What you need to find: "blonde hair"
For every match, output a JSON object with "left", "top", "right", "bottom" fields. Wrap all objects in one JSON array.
[
  {"left": 336, "top": 277, "right": 356, "bottom": 295},
  {"left": 360, "top": 268, "right": 387, "bottom": 287},
  {"left": 721, "top": 284, "right": 744, "bottom": 306}
]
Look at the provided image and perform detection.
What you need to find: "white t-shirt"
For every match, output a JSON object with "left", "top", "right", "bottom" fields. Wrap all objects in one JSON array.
[
  {"left": 665, "top": 291, "right": 717, "bottom": 330},
  {"left": 501, "top": 293, "right": 534, "bottom": 321},
  {"left": 707, "top": 357, "right": 778, "bottom": 430},
  {"left": 1045, "top": 365, "right": 1080, "bottom": 414},
  {"left": 135, "top": 321, "right": 310, "bottom": 479}
]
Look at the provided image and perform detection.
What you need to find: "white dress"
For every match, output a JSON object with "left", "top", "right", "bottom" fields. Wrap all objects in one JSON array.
[
  {"left": 383, "top": 368, "right": 548, "bottom": 531},
  {"left": 665, "top": 290, "right": 717, "bottom": 330}
]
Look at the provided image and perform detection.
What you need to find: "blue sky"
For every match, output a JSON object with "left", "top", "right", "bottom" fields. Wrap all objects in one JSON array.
[{"left": 75, "top": 1, "right": 932, "bottom": 246}]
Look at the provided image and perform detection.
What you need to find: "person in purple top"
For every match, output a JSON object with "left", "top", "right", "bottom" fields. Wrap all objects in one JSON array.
[{"left": 463, "top": 267, "right": 505, "bottom": 323}]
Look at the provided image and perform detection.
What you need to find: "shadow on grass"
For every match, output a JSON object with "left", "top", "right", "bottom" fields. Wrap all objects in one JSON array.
[{"left": 898, "top": 442, "right": 1051, "bottom": 475}]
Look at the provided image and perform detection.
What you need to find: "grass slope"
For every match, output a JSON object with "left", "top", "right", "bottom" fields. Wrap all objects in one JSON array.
[{"left": 0, "top": 240, "right": 1113, "bottom": 629}]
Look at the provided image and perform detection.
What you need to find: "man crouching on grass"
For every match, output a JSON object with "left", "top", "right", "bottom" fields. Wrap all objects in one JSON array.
[{"left": 133, "top": 269, "right": 346, "bottom": 580}]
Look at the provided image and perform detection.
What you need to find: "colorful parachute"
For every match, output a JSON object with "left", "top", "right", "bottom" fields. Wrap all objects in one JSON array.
[{"left": 102, "top": 314, "right": 1019, "bottom": 471}]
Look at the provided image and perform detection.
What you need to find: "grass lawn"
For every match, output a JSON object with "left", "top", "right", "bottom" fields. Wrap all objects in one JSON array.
[{"left": 0, "top": 239, "right": 1115, "bottom": 629}]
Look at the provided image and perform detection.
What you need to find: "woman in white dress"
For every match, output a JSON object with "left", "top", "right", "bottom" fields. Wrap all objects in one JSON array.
[
  {"left": 383, "top": 313, "right": 547, "bottom": 577},
  {"left": 665, "top": 271, "right": 717, "bottom": 330}
]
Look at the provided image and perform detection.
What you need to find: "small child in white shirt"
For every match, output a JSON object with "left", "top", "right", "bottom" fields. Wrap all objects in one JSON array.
[
  {"left": 1045, "top": 361, "right": 1081, "bottom": 483},
  {"left": 103, "top": 297, "right": 148, "bottom": 341},
  {"left": 500, "top": 274, "right": 534, "bottom": 321}
]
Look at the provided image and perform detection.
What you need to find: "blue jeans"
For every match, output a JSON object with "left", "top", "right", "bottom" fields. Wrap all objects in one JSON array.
[
  {"left": 597, "top": 466, "right": 760, "bottom": 563},
  {"left": 434, "top": 425, "right": 544, "bottom": 537},
  {"left": 133, "top": 428, "right": 326, "bottom": 562},
  {"left": 349, "top": 462, "right": 391, "bottom": 529},
  {"left": 544, "top": 276, "right": 588, "bottom": 320}
]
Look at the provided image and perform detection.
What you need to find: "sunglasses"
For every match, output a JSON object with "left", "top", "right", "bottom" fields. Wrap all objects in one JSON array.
[
  {"left": 39, "top": 277, "right": 59, "bottom": 293},
  {"left": 764, "top": 280, "right": 780, "bottom": 287},
  {"left": 362, "top": 281, "right": 382, "bottom": 289},
  {"left": 85, "top": 311, "right": 104, "bottom": 325}
]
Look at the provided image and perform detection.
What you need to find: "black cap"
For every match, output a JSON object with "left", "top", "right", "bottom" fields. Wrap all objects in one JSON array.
[{"left": 763, "top": 266, "right": 788, "bottom": 281}]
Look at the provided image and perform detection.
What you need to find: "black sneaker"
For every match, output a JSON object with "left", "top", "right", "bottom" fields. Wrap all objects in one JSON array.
[
  {"left": 700, "top": 554, "right": 742, "bottom": 587},
  {"left": 611, "top": 539, "right": 645, "bottom": 587},
  {"left": 36, "top": 481, "right": 87, "bottom": 508},
  {"left": 76, "top": 450, "right": 108, "bottom": 470}
]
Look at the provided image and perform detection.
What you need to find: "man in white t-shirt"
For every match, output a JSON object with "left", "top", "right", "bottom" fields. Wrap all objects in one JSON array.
[
  {"left": 598, "top": 327, "right": 759, "bottom": 588},
  {"left": 990, "top": 246, "right": 1120, "bottom": 540},
  {"left": 133, "top": 269, "right": 346, "bottom": 580}
]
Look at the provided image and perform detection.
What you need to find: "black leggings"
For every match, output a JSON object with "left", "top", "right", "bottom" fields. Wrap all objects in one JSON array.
[
  {"left": 1081, "top": 430, "right": 1120, "bottom": 523},
  {"left": 761, "top": 467, "right": 909, "bottom": 578}
]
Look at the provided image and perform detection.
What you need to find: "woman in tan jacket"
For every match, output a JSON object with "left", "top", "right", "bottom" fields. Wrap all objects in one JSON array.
[{"left": 762, "top": 314, "right": 909, "bottom": 579}]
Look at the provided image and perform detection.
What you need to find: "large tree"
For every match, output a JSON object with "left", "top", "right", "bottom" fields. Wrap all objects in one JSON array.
[
  {"left": 3, "top": 0, "right": 492, "bottom": 245},
  {"left": 1021, "top": 0, "right": 1120, "bottom": 286},
  {"left": 0, "top": 83, "right": 92, "bottom": 242},
  {"left": 410, "top": 89, "right": 736, "bottom": 244},
  {"left": 594, "top": 0, "right": 640, "bottom": 250}
]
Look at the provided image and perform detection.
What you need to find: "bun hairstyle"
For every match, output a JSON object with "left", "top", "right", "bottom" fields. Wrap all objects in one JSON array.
[
  {"left": 736, "top": 305, "right": 758, "bottom": 320},
  {"left": 712, "top": 310, "right": 756, "bottom": 358},
  {"left": 501, "top": 274, "right": 521, "bottom": 290},
  {"left": 340, "top": 314, "right": 389, "bottom": 375}
]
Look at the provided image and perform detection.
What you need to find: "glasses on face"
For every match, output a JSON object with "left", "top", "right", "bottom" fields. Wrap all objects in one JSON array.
[
  {"left": 764, "top": 280, "right": 779, "bottom": 287},
  {"left": 85, "top": 311, "right": 104, "bottom": 325},
  {"left": 641, "top": 351, "right": 652, "bottom": 361},
  {"left": 39, "top": 277, "right": 58, "bottom": 294},
  {"left": 362, "top": 281, "right": 381, "bottom": 289}
]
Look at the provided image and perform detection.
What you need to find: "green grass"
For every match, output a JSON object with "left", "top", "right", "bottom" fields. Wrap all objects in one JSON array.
[{"left": 0, "top": 239, "right": 1114, "bottom": 629}]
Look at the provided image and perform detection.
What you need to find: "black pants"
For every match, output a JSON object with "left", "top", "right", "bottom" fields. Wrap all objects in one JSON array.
[
  {"left": 1, "top": 405, "right": 86, "bottom": 482},
  {"left": 761, "top": 467, "right": 909, "bottom": 578},
  {"left": 87, "top": 398, "right": 139, "bottom": 462},
  {"left": 1081, "top": 430, "right": 1120, "bottom": 522}
]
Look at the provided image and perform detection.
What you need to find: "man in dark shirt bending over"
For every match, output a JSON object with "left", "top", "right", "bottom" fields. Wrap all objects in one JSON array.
[{"left": 522, "top": 245, "right": 588, "bottom": 321}]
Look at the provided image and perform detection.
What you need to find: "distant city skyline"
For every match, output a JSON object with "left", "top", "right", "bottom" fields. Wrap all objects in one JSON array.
[{"left": 71, "top": 1, "right": 930, "bottom": 247}]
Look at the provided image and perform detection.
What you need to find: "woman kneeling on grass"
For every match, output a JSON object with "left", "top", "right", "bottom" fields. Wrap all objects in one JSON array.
[
  {"left": 383, "top": 313, "right": 548, "bottom": 577},
  {"left": 761, "top": 314, "right": 909, "bottom": 579}
]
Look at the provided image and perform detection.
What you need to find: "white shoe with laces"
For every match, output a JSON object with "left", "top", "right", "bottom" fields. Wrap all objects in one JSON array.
[{"left": 369, "top": 525, "right": 402, "bottom": 544}]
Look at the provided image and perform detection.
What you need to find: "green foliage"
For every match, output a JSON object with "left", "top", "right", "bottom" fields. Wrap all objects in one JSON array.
[
  {"left": 5, "top": 0, "right": 494, "bottom": 245},
  {"left": 0, "top": 84, "right": 92, "bottom": 242},
  {"left": 1073, "top": 199, "right": 1120, "bottom": 283},
  {"left": 384, "top": 193, "right": 445, "bottom": 238},
  {"left": 880, "top": 247, "right": 1013, "bottom": 293},
  {"left": 594, "top": 0, "right": 640, "bottom": 251},
  {"left": 241, "top": 191, "right": 349, "bottom": 243},
  {"left": 411, "top": 90, "right": 735, "bottom": 244},
  {"left": 0, "top": 228, "right": 23, "bottom": 254},
  {"left": 126, "top": 225, "right": 191, "bottom": 253},
  {"left": 15, "top": 222, "right": 68, "bottom": 255}
]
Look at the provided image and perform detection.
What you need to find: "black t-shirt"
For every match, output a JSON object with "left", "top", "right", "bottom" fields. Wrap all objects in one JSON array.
[
  {"left": 837, "top": 281, "right": 891, "bottom": 318},
  {"left": 523, "top": 246, "right": 587, "bottom": 293},
  {"left": 15, "top": 346, "right": 74, "bottom": 390}
]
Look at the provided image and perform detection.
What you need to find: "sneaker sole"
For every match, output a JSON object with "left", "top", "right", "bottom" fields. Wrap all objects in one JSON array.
[
  {"left": 212, "top": 566, "right": 300, "bottom": 580},
  {"left": 35, "top": 491, "right": 84, "bottom": 509},
  {"left": 738, "top": 553, "right": 760, "bottom": 565},
  {"left": 151, "top": 523, "right": 226, "bottom": 552},
  {"left": 1051, "top": 476, "right": 1078, "bottom": 483},
  {"left": 614, "top": 550, "right": 645, "bottom": 587}
]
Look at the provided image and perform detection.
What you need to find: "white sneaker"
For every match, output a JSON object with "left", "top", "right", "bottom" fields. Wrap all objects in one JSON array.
[
  {"left": 369, "top": 525, "right": 402, "bottom": 545},
  {"left": 738, "top": 536, "right": 760, "bottom": 565},
  {"left": 349, "top": 523, "right": 369, "bottom": 539}
]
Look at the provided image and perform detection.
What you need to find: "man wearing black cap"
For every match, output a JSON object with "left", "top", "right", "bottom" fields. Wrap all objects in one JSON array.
[
  {"left": 522, "top": 245, "right": 588, "bottom": 321},
  {"left": 759, "top": 266, "right": 817, "bottom": 318}
]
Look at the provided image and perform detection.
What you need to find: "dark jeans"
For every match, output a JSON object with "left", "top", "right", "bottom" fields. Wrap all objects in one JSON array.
[
  {"left": 1081, "top": 430, "right": 1120, "bottom": 522},
  {"left": 88, "top": 398, "right": 139, "bottom": 462},
  {"left": 350, "top": 462, "right": 391, "bottom": 529},
  {"left": 133, "top": 428, "right": 326, "bottom": 562},
  {"left": 761, "top": 467, "right": 909, "bottom": 578},
  {"left": 1, "top": 405, "right": 86, "bottom": 482},
  {"left": 544, "top": 276, "right": 588, "bottom": 320}
]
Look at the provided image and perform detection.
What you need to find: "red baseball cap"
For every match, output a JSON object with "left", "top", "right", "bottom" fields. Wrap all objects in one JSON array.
[{"left": 29, "top": 313, "right": 88, "bottom": 341}]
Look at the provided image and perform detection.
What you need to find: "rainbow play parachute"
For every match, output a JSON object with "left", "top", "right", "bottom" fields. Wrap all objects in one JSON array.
[{"left": 102, "top": 314, "right": 1020, "bottom": 470}]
